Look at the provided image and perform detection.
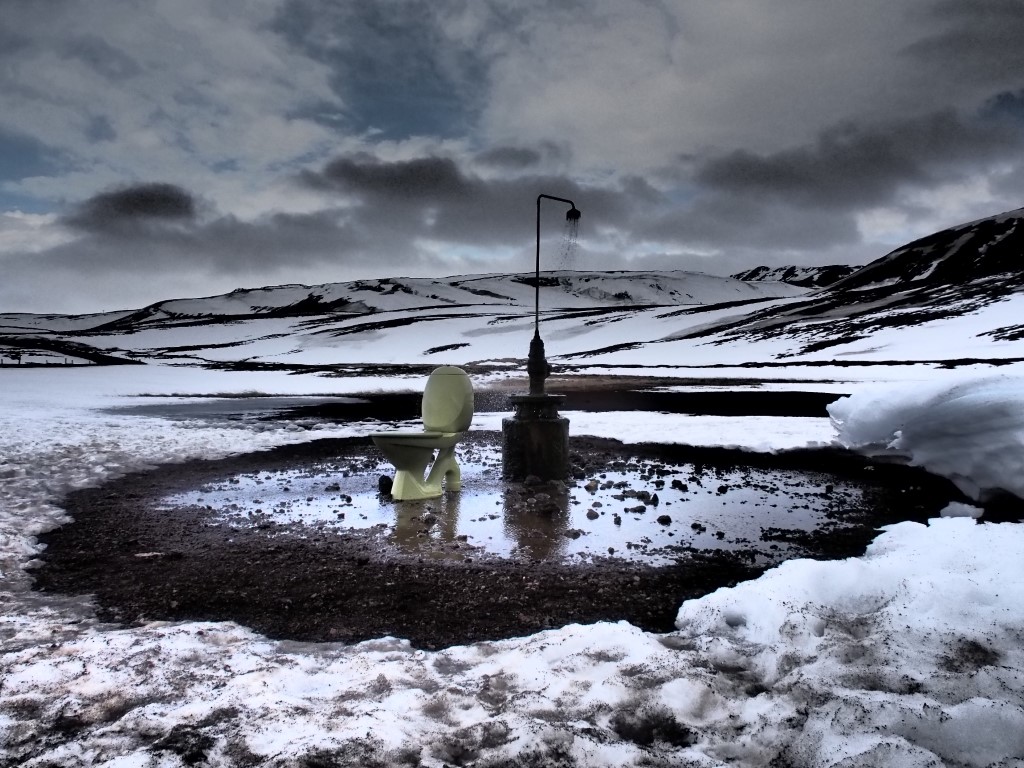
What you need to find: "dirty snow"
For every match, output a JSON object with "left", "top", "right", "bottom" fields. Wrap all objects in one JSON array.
[{"left": 1, "top": 365, "right": 1023, "bottom": 766}]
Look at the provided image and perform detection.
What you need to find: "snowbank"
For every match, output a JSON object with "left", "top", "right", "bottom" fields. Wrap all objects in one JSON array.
[
  {"left": 829, "top": 373, "right": 1024, "bottom": 500},
  {"left": 675, "top": 516, "right": 1024, "bottom": 765}
]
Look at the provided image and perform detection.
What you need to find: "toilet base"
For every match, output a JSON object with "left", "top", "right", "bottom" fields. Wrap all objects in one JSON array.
[{"left": 389, "top": 446, "right": 462, "bottom": 501}]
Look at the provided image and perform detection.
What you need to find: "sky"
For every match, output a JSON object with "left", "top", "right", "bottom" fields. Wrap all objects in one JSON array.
[{"left": 2, "top": 0, "right": 1024, "bottom": 314}]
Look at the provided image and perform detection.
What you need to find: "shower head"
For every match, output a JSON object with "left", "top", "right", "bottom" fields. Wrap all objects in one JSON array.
[{"left": 566, "top": 206, "right": 581, "bottom": 222}]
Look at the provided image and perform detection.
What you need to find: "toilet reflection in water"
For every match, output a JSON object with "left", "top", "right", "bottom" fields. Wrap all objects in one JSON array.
[
  {"left": 385, "top": 479, "right": 573, "bottom": 561},
  {"left": 390, "top": 493, "right": 461, "bottom": 552}
]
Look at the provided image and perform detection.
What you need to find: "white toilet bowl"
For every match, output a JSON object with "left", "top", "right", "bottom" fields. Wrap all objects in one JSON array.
[{"left": 371, "top": 367, "right": 474, "bottom": 501}]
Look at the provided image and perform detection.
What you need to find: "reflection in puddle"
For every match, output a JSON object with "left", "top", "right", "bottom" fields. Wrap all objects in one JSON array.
[{"left": 160, "top": 441, "right": 872, "bottom": 566}]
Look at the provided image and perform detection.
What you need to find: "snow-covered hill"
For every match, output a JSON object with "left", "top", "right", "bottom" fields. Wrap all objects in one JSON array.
[
  {"left": 3, "top": 205, "right": 1024, "bottom": 372},
  {"left": 641, "top": 206, "right": 1024, "bottom": 366},
  {"left": 731, "top": 264, "right": 856, "bottom": 288},
  {"left": 0, "top": 271, "right": 805, "bottom": 368},
  {"left": 832, "top": 206, "right": 1024, "bottom": 291}
]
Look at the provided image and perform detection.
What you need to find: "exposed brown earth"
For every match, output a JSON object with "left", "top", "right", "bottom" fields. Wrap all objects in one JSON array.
[{"left": 33, "top": 430, "right": 959, "bottom": 650}]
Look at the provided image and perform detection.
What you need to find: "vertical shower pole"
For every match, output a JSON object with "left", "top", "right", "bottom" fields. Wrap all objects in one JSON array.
[
  {"left": 529, "top": 194, "right": 579, "bottom": 395},
  {"left": 503, "top": 194, "right": 580, "bottom": 481}
]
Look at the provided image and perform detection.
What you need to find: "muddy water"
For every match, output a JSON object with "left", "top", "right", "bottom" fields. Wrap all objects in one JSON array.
[
  {"left": 161, "top": 441, "right": 873, "bottom": 566},
  {"left": 37, "top": 430, "right": 963, "bottom": 646}
]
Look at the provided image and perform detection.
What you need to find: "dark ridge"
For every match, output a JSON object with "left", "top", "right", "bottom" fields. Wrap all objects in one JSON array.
[{"left": 0, "top": 335, "right": 144, "bottom": 365}]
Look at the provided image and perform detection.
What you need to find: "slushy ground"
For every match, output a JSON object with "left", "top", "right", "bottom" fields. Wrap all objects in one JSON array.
[{"left": 2, "top": 364, "right": 1023, "bottom": 767}]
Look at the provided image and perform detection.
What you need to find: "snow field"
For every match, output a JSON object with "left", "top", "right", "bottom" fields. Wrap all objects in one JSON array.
[{"left": 1, "top": 365, "right": 1023, "bottom": 765}]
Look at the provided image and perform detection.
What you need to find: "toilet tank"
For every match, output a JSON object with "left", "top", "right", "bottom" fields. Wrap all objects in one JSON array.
[{"left": 422, "top": 366, "right": 474, "bottom": 432}]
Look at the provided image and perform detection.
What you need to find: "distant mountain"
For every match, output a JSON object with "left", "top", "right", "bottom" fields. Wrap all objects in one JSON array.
[
  {"left": 3, "top": 205, "right": 1024, "bottom": 372},
  {"left": 830, "top": 206, "right": 1024, "bottom": 291},
  {"left": 731, "top": 265, "right": 856, "bottom": 288},
  {"left": 659, "top": 205, "right": 1024, "bottom": 363},
  {"left": 0, "top": 271, "right": 805, "bottom": 368}
]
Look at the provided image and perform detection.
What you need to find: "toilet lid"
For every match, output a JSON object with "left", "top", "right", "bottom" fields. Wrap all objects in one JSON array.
[{"left": 422, "top": 366, "right": 473, "bottom": 432}]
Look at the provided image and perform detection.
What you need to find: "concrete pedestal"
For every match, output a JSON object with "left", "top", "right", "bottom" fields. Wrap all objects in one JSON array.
[{"left": 502, "top": 393, "right": 569, "bottom": 481}]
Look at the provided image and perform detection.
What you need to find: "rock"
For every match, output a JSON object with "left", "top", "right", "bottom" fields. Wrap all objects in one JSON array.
[
  {"left": 612, "top": 514, "right": 622, "bottom": 526},
  {"left": 584, "top": 480, "right": 599, "bottom": 493},
  {"left": 657, "top": 515, "right": 672, "bottom": 526},
  {"left": 671, "top": 479, "right": 688, "bottom": 492},
  {"left": 586, "top": 509, "right": 600, "bottom": 520},
  {"left": 378, "top": 475, "right": 393, "bottom": 495}
]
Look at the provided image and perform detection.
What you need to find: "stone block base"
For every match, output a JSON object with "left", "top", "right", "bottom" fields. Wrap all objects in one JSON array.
[{"left": 502, "top": 394, "right": 569, "bottom": 481}]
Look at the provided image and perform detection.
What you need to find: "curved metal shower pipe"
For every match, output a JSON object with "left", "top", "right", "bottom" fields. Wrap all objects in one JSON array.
[{"left": 534, "top": 194, "right": 580, "bottom": 336}]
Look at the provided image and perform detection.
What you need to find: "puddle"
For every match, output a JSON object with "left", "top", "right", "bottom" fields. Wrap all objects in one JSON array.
[{"left": 160, "top": 442, "right": 869, "bottom": 566}]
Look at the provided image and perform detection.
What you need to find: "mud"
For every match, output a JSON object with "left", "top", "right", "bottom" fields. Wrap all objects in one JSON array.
[{"left": 33, "top": 433, "right": 961, "bottom": 650}]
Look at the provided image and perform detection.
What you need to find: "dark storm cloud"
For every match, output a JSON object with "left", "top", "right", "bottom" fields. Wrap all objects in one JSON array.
[
  {"left": 301, "top": 151, "right": 632, "bottom": 248},
  {"left": 64, "top": 183, "right": 198, "bottom": 232},
  {"left": 0, "top": 22, "right": 31, "bottom": 58},
  {"left": 272, "top": 0, "right": 492, "bottom": 138},
  {"left": 46, "top": 204, "right": 368, "bottom": 276},
  {"left": 695, "top": 110, "right": 1023, "bottom": 210},
  {"left": 44, "top": 179, "right": 399, "bottom": 279},
  {"left": 474, "top": 146, "right": 543, "bottom": 170},
  {"left": 904, "top": 0, "right": 1024, "bottom": 84},
  {"left": 639, "top": 187, "right": 864, "bottom": 253},
  {"left": 307, "top": 155, "right": 473, "bottom": 201}
]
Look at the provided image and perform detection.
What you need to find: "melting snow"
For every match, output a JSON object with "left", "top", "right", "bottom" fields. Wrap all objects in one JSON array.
[{"left": 1, "top": 365, "right": 1023, "bottom": 766}]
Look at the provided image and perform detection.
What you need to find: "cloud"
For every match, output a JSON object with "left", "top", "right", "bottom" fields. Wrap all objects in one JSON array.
[
  {"left": 474, "top": 146, "right": 542, "bottom": 170},
  {"left": 306, "top": 155, "right": 473, "bottom": 201},
  {"left": 61, "top": 34, "right": 142, "bottom": 81},
  {"left": 5, "top": 0, "right": 1024, "bottom": 314},
  {"left": 300, "top": 151, "right": 634, "bottom": 249},
  {"left": 694, "top": 110, "right": 1024, "bottom": 210},
  {"left": 0, "top": 0, "right": 342, "bottom": 217},
  {"left": 902, "top": 0, "right": 1024, "bottom": 87},
  {"left": 63, "top": 183, "right": 199, "bottom": 232}
]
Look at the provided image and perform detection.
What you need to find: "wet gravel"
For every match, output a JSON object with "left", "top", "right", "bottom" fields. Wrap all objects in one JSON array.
[{"left": 32, "top": 433, "right": 962, "bottom": 650}]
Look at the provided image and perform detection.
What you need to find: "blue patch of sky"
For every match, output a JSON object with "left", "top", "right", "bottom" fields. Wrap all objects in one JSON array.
[
  {"left": 0, "top": 189, "right": 57, "bottom": 215},
  {"left": 210, "top": 159, "right": 240, "bottom": 173},
  {"left": 981, "top": 89, "right": 1024, "bottom": 123},
  {"left": 0, "top": 129, "right": 77, "bottom": 213},
  {"left": 0, "top": 128, "right": 67, "bottom": 182},
  {"left": 84, "top": 115, "right": 116, "bottom": 143},
  {"left": 272, "top": 0, "right": 487, "bottom": 140}
]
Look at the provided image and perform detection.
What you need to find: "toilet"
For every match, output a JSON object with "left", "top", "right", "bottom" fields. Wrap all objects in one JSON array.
[{"left": 371, "top": 366, "right": 474, "bottom": 501}]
